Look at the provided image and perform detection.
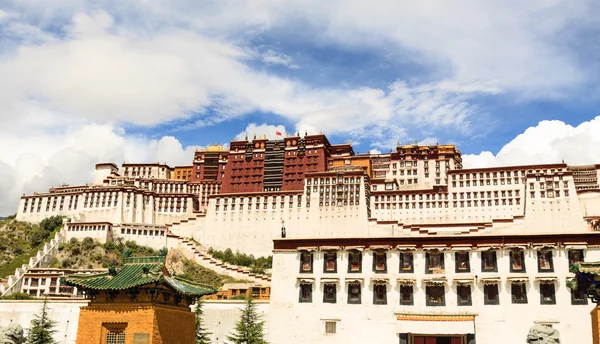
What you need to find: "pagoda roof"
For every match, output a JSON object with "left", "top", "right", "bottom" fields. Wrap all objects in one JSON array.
[
  {"left": 62, "top": 256, "right": 216, "bottom": 296},
  {"left": 572, "top": 261, "right": 600, "bottom": 275}
]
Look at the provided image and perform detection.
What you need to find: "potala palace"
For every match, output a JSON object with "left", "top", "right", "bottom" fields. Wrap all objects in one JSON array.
[{"left": 9, "top": 132, "right": 600, "bottom": 343}]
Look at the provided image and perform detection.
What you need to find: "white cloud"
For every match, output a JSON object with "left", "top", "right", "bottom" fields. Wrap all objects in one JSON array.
[
  {"left": 0, "top": 123, "right": 198, "bottom": 216},
  {"left": 463, "top": 117, "right": 600, "bottom": 168},
  {"left": 235, "top": 123, "right": 287, "bottom": 141},
  {"left": 262, "top": 49, "right": 300, "bottom": 69}
]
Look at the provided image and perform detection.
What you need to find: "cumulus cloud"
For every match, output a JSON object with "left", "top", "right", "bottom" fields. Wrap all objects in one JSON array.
[
  {"left": 262, "top": 49, "right": 300, "bottom": 69},
  {"left": 235, "top": 123, "right": 287, "bottom": 141},
  {"left": 463, "top": 117, "right": 600, "bottom": 168},
  {"left": 0, "top": 124, "right": 198, "bottom": 216}
]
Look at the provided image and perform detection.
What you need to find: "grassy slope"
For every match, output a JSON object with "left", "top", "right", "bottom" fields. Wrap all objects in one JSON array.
[{"left": 0, "top": 217, "right": 63, "bottom": 278}]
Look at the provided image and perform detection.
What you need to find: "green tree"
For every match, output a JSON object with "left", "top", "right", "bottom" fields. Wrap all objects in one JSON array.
[
  {"left": 26, "top": 297, "right": 57, "bottom": 344},
  {"left": 195, "top": 300, "right": 211, "bottom": 344},
  {"left": 227, "top": 299, "right": 267, "bottom": 344}
]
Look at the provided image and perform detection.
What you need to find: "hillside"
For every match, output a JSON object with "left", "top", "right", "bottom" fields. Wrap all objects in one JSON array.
[
  {"left": 52, "top": 237, "right": 248, "bottom": 288},
  {"left": 0, "top": 216, "right": 63, "bottom": 278}
]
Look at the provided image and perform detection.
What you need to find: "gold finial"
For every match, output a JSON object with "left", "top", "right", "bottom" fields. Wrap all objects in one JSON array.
[
  {"left": 253, "top": 134, "right": 256, "bottom": 139},
  {"left": 245, "top": 134, "right": 248, "bottom": 140},
  {"left": 286, "top": 132, "right": 289, "bottom": 137},
  {"left": 304, "top": 130, "right": 308, "bottom": 136},
  {"left": 397, "top": 141, "right": 400, "bottom": 146},
  {"left": 320, "top": 129, "right": 323, "bottom": 134},
  {"left": 414, "top": 139, "right": 418, "bottom": 145}
]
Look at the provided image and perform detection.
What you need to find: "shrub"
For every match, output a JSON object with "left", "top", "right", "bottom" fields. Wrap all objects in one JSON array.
[
  {"left": 39, "top": 216, "right": 63, "bottom": 233},
  {"left": 1, "top": 292, "right": 32, "bottom": 300},
  {"left": 82, "top": 237, "right": 95, "bottom": 250},
  {"left": 69, "top": 238, "right": 78, "bottom": 245}
]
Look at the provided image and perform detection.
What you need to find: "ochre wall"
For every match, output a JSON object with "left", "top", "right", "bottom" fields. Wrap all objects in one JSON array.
[
  {"left": 76, "top": 303, "right": 194, "bottom": 344},
  {"left": 592, "top": 305, "right": 600, "bottom": 344}
]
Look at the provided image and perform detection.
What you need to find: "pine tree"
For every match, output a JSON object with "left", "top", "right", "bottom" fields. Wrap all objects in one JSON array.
[
  {"left": 195, "top": 300, "right": 211, "bottom": 344},
  {"left": 26, "top": 297, "right": 57, "bottom": 344},
  {"left": 226, "top": 299, "right": 267, "bottom": 344}
]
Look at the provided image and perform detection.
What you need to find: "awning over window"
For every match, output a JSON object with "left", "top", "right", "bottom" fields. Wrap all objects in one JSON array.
[
  {"left": 533, "top": 243, "right": 558, "bottom": 250},
  {"left": 480, "top": 277, "right": 501, "bottom": 285},
  {"left": 564, "top": 242, "right": 587, "bottom": 250},
  {"left": 395, "top": 245, "right": 417, "bottom": 251},
  {"left": 535, "top": 276, "right": 558, "bottom": 284},
  {"left": 397, "top": 278, "right": 416, "bottom": 286},
  {"left": 371, "top": 277, "right": 389, "bottom": 285},
  {"left": 319, "top": 246, "right": 341, "bottom": 251},
  {"left": 345, "top": 278, "right": 363, "bottom": 285},
  {"left": 422, "top": 245, "right": 448, "bottom": 251},
  {"left": 504, "top": 244, "right": 528, "bottom": 250},
  {"left": 508, "top": 277, "right": 529, "bottom": 284},
  {"left": 320, "top": 278, "right": 339, "bottom": 284},
  {"left": 450, "top": 245, "right": 472, "bottom": 251},
  {"left": 297, "top": 246, "right": 318, "bottom": 252},
  {"left": 297, "top": 277, "right": 315, "bottom": 283},
  {"left": 422, "top": 276, "right": 447, "bottom": 286},
  {"left": 344, "top": 246, "right": 365, "bottom": 252},
  {"left": 477, "top": 244, "right": 501, "bottom": 251},
  {"left": 453, "top": 277, "right": 475, "bottom": 285},
  {"left": 396, "top": 314, "right": 475, "bottom": 335},
  {"left": 369, "top": 245, "right": 392, "bottom": 251}
]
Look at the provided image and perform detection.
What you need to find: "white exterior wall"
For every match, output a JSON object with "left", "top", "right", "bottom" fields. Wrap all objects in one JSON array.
[
  {"left": 201, "top": 301, "right": 270, "bottom": 344},
  {"left": 65, "top": 223, "right": 111, "bottom": 243},
  {"left": 269, "top": 247, "right": 598, "bottom": 344},
  {"left": 0, "top": 300, "right": 86, "bottom": 344},
  {"left": 113, "top": 224, "right": 168, "bottom": 248}
]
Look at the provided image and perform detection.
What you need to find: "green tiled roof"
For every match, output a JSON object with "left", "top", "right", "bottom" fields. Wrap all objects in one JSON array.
[{"left": 62, "top": 256, "right": 216, "bottom": 296}]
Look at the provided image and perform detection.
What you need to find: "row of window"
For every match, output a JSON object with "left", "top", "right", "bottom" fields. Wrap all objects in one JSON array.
[
  {"left": 373, "top": 198, "right": 522, "bottom": 210},
  {"left": 452, "top": 177, "right": 521, "bottom": 188},
  {"left": 299, "top": 249, "right": 582, "bottom": 274},
  {"left": 298, "top": 280, "right": 583, "bottom": 306}
]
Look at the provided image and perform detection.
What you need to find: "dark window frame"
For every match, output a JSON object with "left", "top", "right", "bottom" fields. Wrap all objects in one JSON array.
[
  {"left": 481, "top": 251, "right": 498, "bottom": 272},
  {"left": 298, "top": 283, "right": 313, "bottom": 303},
  {"left": 540, "top": 283, "right": 556, "bottom": 305},
  {"left": 457, "top": 285, "right": 472, "bottom": 306},
  {"left": 426, "top": 285, "right": 446, "bottom": 306},
  {"left": 323, "top": 252, "right": 337, "bottom": 273},
  {"left": 484, "top": 284, "right": 500, "bottom": 305},
  {"left": 347, "top": 251, "right": 362, "bottom": 273},
  {"left": 373, "top": 251, "right": 387, "bottom": 274},
  {"left": 509, "top": 250, "right": 526, "bottom": 273},
  {"left": 399, "top": 285, "right": 414, "bottom": 306},
  {"left": 299, "top": 252, "right": 313, "bottom": 273},
  {"left": 511, "top": 283, "right": 528, "bottom": 304},
  {"left": 399, "top": 252, "right": 414, "bottom": 273},
  {"left": 568, "top": 249, "right": 584, "bottom": 267},
  {"left": 425, "top": 251, "right": 445, "bottom": 274},
  {"left": 571, "top": 285, "right": 589, "bottom": 305},
  {"left": 537, "top": 250, "right": 554, "bottom": 273},
  {"left": 455, "top": 252, "right": 471, "bottom": 273},
  {"left": 373, "top": 284, "right": 387, "bottom": 305},
  {"left": 347, "top": 283, "right": 362, "bottom": 304},
  {"left": 323, "top": 284, "right": 337, "bottom": 304}
]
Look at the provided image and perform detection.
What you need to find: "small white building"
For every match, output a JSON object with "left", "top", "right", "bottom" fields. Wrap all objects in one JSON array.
[{"left": 268, "top": 233, "right": 599, "bottom": 344}]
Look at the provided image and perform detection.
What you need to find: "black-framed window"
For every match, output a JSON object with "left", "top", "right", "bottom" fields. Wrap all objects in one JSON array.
[
  {"left": 400, "top": 285, "right": 414, "bottom": 305},
  {"left": 373, "top": 252, "right": 387, "bottom": 273},
  {"left": 537, "top": 250, "right": 554, "bottom": 272},
  {"left": 481, "top": 251, "right": 498, "bottom": 272},
  {"left": 509, "top": 250, "right": 526, "bottom": 273},
  {"left": 484, "top": 284, "right": 500, "bottom": 305},
  {"left": 299, "top": 252, "right": 313, "bottom": 273},
  {"left": 455, "top": 252, "right": 470, "bottom": 273},
  {"left": 568, "top": 249, "right": 584, "bottom": 267},
  {"left": 571, "top": 285, "right": 589, "bottom": 305},
  {"left": 399, "top": 252, "right": 414, "bottom": 273},
  {"left": 425, "top": 251, "right": 445, "bottom": 274},
  {"left": 347, "top": 284, "right": 361, "bottom": 304},
  {"left": 348, "top": 251, "right": 362, "bottom": 273},
  {"left": 323, "top": 284, "right": 337, "bottom": 303},
  {"left": 299, "top": 283, "right": 312, "bottom": 303},
  {"left": 540, "top": 283, "right": 556, "bottom": 305},
  {"left": 323, "top": 252, "right": 337, "bottom": 273},
  {"left": 457, "top": 285, "right": 472, "bottom": 306},
  {"left": 373, "top": 284, "right": 387, "bottom": 305},
  {"left": 511, "top": 283, "right": 527, "bottom": 304},
  {"left": 426, "top": 285, "right": 445, "bottom": 306}
]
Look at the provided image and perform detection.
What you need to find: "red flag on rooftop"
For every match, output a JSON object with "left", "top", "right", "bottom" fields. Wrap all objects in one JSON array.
[{"left": 275, "top": 131, "right": 282, "bottom": 136}]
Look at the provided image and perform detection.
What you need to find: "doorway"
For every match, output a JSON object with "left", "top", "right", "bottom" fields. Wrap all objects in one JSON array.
[{"left": 410, "top": 335, "right": 465, "bottom": 344}]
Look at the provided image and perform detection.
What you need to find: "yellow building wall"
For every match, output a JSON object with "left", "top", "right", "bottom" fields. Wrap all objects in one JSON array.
[
  {"left": 592, "top": 305, "right": 600, "bottom": 344},
  {"left": 330, "top": 157, "right": 372, "bottom": 178},
  {"left": 76, "top": 304, "right": 194, "bottom": 344}
]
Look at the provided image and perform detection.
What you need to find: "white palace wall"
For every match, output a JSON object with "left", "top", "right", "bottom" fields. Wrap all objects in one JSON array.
[{"left": 268, "top": 246, "right": 600, "bottom": 344}]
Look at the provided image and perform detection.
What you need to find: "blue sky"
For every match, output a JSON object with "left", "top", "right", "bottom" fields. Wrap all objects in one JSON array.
[{"left": 1, "top": 1, "right": 600, "bottom": 215}]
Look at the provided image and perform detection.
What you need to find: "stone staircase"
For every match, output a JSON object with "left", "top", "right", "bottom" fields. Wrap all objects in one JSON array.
[
  {"left": 165, "top": 212, "right": 205, "bottom": 238},
  {"left": 172, "top": 235, "right": 271, "bottom": 284}
]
